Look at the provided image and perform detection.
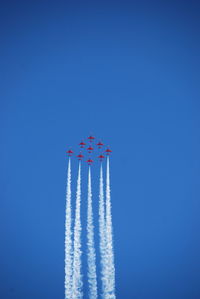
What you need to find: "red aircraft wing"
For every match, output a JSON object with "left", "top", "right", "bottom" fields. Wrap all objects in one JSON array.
[
  {"left": 97, "top": 141, "right": 104, "bottom": 148},
  {"left": 87, "top": 146, "right": 94, "bottom": 153},
  {"left": 87, "top": 158, "right": 94, "bottom": 165},
  {"left": 105, "top": 147, "right": 112, "bottom": 155},
  {"left": 66, "top": 149, "right": 74, "bottom": 156},
  {"left": 98, "top": 155, "right": 105, "bottom": 161},
  {"left": 77, "top": 153, "right": 84, "bottom": 160},
  {"left": 88, "top": 135, "right": 95, "bottom": 142},
  {"left": 79, "top": 141, "right": 86, "bottom": 148}
]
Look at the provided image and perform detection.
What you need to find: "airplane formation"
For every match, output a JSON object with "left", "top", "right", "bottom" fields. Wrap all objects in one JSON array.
[{"left": 66, "top": 135, "right": 112, "bottom": 165}]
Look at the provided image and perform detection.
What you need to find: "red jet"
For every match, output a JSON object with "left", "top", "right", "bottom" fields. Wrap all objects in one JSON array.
[
  {"left": 66, "top": 149, "right": 73, "bottom": 156},
  {"left": 98, "top": 155, "right": 105, "bottom": 161},
  {"left": 88, "top": 135, "right": 95, "bottom": 142},
  {"left": 77, "top": 153, "right": 84, "bottom": 160},
  {"left": 97, "top": 141, "right": 104, "bottom": 149},
  {"left": 105, "top": 147, "right": 112, "bottom": 155},
  {"left": 87, "top": 146, "right": 94, "bottom": 154},
  {"left": 87, "top": 158, "right": 93, "bottom": 165},
  {"left": 79, "top": 141, "right": 86, "bottom": 148}
]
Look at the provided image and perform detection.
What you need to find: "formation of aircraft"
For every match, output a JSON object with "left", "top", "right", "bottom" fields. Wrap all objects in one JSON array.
[{"left": 66, "top": 135, "right": 112, "bottom": 164}]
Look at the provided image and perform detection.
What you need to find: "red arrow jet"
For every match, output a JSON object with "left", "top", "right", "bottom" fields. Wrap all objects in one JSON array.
[
  {"left": 97, "top": 141, "right": 104, "bottom": 149},
  {"left": 105, "top": 147, "right": 112, "bottom": 155},
  {"left": 87, "top": 146, "right": 94, "bottom": 154},
  {"left": 87, "top": 158, "right": 93, "bottom": 165},
  {"left": 88, "top": 135, "right": 95, "bottom": 142},
  {"left": 98, "top": 155, "right": 105, "bottom": 161},
  {"left": 79, "top": 141, "right": 86, "bottom": 148},
  {"left": 66, "top": 149, "right": 73, "bottom": 156},
  {"left": 77, "top": 153, "right": 84, "bottom": 160}
]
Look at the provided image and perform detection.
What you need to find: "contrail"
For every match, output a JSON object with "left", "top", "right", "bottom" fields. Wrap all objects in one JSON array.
[
  {"left": 72, "top": 163, "right": 83, "bottom": 299},
  {"left": 99, "top": 163, "right": 107, "bottom": 298},
  {"left": 87, "top": 166, "right": 98, "bottom": 299},
  {"left": 105, "top": 156, "right": 116, "bottom": 299},
  {"left": 64, "top": 158, "right": 73, "bottom": 299}
]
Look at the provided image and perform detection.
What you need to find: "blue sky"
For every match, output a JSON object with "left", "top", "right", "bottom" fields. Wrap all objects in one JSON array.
[{"left": 1, "top": 1, "right": 200, "bottom": 298}]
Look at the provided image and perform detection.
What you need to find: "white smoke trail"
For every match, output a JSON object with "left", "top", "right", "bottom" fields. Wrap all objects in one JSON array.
[
  {"left": 72, "top": 163, "right": 83, "bottom": 299},
  {"left": 87, "top": 166, "right": 98, "bottom": 299},
  {"left": 64, "top": 158, "right": 73, "bottom": 299},
  {"left": 99, "top": 163, "right": 107, "bottom": 298},
  {"left": 105, "top": 156, "right": 116, "bottom": 299}
]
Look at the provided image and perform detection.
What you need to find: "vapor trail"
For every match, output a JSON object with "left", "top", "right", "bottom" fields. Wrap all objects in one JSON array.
[
  {"left": 99, "top": 163, "right": 107, "bottom": 298},
  {"left": 87, "top": 167, "right": 98, "bottom": 299},
  {"left": 105, "top": 156, "right": 116, "bottom": 299},
  {"left": 64, "top": 158, "right": 73, "bottom": 299},
  {"left": 72, "top": 163, "right": 83, "bottom": 299}
]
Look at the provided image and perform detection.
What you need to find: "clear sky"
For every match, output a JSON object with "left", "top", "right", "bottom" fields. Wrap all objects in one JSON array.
[{"left": 1, "top": 1, "right": 200, "bottom": 298}]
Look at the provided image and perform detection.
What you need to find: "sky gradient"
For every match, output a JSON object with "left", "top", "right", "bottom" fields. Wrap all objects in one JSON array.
[{"left": 1, "top": 1, "right": 200, "bottom": 298}]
